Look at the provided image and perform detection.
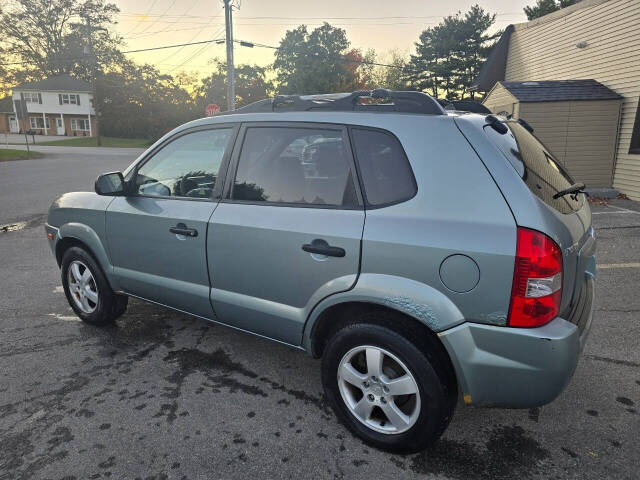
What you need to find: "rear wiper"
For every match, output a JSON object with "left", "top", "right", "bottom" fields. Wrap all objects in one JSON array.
[{"left": 553, "top": 183, "right": 586, "bottom": 199}]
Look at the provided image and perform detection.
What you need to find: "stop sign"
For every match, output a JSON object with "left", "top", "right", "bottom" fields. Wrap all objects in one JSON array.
[{"left": 205, "top": 104, "right": 220, "bottom": 117}]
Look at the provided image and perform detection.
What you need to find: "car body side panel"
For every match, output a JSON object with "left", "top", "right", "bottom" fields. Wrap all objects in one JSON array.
[
  {"left": 453, "top": 115, "right": 594, "bottom": 315},
  {"left": 358, "top": 115, "right": 517, "bottom": 327}
]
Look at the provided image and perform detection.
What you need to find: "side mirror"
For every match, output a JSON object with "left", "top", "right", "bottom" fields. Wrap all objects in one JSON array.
[{"left": 95, "top": 172, "right": 125, "bottom": 196}]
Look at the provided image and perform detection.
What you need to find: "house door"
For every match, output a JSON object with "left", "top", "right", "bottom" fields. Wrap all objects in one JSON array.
[
  {"left": 9, "top": 117, "right": 18, "bottom": 133},
  {"left": 56, "top": 117, "right": 64, "bottom": 135}
]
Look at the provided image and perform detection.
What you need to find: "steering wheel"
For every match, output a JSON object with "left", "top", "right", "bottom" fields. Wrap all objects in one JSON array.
[{"left": 184, "top": 187, "right": 213, "bottom": 198}]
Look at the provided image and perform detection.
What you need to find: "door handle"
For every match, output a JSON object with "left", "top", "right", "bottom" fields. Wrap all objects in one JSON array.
[
  {"left": 302, "top": 239, "right": 345, "bottom": 258},
  {"left": 169, "top": 223, "right": 198, "bottom": 237}
]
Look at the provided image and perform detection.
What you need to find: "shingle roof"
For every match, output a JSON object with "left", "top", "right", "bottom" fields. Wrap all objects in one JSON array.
[
  {"left": 14, "top": 75, "right": 91, "bottom": 92},
  {"left": 499, "top": 80, "right": 622, "bottom": 102},
  {"left": 0, "top": 96, "right": 13, "bottom": 113}
]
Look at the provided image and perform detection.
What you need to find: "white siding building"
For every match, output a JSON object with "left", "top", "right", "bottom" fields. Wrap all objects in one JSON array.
[
  {"left": 472, "top": 0, "right": 640, "bottom": 200},
  {"left": 11, "top": 75, "right": 96, "bottom": 137}
]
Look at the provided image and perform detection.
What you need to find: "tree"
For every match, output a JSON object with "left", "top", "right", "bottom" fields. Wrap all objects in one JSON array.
[
  {"left": 524, "top": 0, "right": 578, "bottom": 20},
  {"left": 457, "top": 5, "right": 500, "bottom": 99},
  {"left": 98, "top": 59, "right": 197, "bottom": 140},
  {"left": 0, "top": 0, "right": 122, "bottom": 83},
  {"left": 406, "top": 5, "right": 498, "bottom": 99},
  {"left": 195, "top": 59, "right": 272, "bottom": 112},
  {"left": 369, "top": 50, "right": 409, "bottom": 91},
  {"left": 274, "top": 23, "right": 367, "bottom": 94}
]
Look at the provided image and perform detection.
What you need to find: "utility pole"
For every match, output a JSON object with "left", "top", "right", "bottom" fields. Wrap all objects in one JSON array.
[
  {"left": 85, "top": 17, "right": 102, "bottom": 146},
  {"left": 223, "top": 0, "right": 235, "bottom": 111},
  {"left": 18, "top": 95, "right": 30, "bottom": 158}
]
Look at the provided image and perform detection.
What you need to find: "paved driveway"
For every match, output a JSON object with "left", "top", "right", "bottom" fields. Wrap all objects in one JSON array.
[
  {"left": 0, "top": 145, "right": 144, "bottom": 225},
  {"left": 0, "top": 149, "right": 638, "bottom": 479},
  {"left": 2, "top": 133, "right": 72, "bottom": 145}
]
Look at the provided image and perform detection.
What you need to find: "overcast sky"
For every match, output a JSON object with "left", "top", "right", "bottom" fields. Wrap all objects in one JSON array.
[{"left": 114, "top": 0, "right": 533, "bottom": 76}]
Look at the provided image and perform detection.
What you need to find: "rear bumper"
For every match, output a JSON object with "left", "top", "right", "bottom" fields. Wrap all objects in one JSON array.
[{"left": 439, "top": 280, "right": 594, "bottom": 408}]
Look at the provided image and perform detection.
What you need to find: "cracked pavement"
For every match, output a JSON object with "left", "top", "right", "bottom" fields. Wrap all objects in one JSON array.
[{"left": 0, "top": 147, "right": 639, "bottom": 479}]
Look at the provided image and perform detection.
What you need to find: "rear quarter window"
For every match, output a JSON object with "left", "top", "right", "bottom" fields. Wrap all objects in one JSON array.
[
  {"left": 350, "top": 128, "right": 417, "bottom": 206},
  {"left": 485, "top": 122, "right": 584, "bottom": 214}
]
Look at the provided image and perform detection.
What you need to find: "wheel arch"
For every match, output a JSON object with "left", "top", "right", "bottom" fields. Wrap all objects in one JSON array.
[
  {"left": 55, "top": 223, "right": 118, "bottom": 290},
  {"left": 303, "top": 274, "right": 465, "bottom": 354}
]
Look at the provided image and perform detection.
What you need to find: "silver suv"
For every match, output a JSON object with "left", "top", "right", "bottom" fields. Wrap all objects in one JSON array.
[{"left": 45, "top": 90, "right": 595, "bottom": 453}]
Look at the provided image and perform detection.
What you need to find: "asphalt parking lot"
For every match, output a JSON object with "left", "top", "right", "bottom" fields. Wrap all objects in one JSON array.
[{"left": 1, "top": 147, "right": 639, "bottom": 480}]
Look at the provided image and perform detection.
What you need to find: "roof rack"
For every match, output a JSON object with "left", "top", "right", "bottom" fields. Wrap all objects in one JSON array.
[{"left": 225, "top": 89, "right": 446, "bottom": 116}]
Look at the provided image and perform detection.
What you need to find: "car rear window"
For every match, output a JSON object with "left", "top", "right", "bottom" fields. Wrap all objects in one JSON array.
[
  {"left": 485, "top": 121, "right": 584, "bottom": 214},
  {"left": 350, "top": 128, "right": 417, "bottom": 206}
]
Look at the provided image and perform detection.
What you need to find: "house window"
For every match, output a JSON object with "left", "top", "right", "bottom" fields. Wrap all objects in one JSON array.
[
  {"left": 630, "top": 98, "right": 640, "bottom": 155},
  {"left": 59, "top": 94, "right": 81, "bottom": 105},
  {"left": 29, "top": 116, "right": 50, "bottom": 129},
  {"left": 71, "top": 118, "right": 90, "bottom": 131},
  {"left": 23, "top": 92, "right": 41, "bottom": 103}
]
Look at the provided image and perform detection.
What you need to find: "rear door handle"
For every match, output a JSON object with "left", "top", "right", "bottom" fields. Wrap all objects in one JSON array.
[
  {"left": 302, "top": 239, "right": 345, "bottom": 258},
  {"left": 170, "top": 223, "right": 198, "bottom": 237}
]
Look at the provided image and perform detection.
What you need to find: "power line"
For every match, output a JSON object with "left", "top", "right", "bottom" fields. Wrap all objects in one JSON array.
[
  {"left": 122, "top": 25, "right": 224, "bottom": 40},
  {"left": 0, "top": 33, "right": 492, "bottom": 76},
  {"left": 119, "top": 12, "right": 524, "bottom": 19},
  {"left": 0, "top": 38, "right": 226, "bottom": 66},
  {"left": 122, "top": 0, "right": 161, "bottom": 36},
  {"left": 117, "top": 19, "right": 439, "bottom": 26},
  {"left": 122, "top": 39, "right": 224, "bottom": 55},
  {"left": 156, "top": 24, "right": 222, "bottom": 64},
  {"left": 232, "top": 38, "right": 415, "bottom": 72},
  {"left": 168, "top": 41, "right": 213, "bottom": 73},
  {"left": 134, "top": 0, "right": 182, "bottom": 36}
]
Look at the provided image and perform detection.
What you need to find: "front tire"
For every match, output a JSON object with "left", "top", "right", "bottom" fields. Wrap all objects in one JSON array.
[
  {"left": 61, "top": 246, "right": 128, "bottom": 326},
  {"left": 322, "top": 322, "right": 454, "bottom": 453}
]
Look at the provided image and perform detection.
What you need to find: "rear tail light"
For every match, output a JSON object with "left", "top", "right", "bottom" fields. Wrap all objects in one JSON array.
[{"left": 508, "top": 228, "right": 563, "bottom": 328}]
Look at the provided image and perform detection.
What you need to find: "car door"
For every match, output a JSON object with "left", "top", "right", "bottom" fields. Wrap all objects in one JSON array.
[
  {"left": 207, "top": 123, "right": 365, "bottom": 345},
  {"left": 106, "top": 125, "right": 237, "bottom": 318}
]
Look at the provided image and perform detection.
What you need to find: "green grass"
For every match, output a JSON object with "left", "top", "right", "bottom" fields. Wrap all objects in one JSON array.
[
  {"left": 0, "top": 149, "right": 43, "bottom": 161},
  {"left": 38, "top": 136, "right": 151, "bottom": 148}
]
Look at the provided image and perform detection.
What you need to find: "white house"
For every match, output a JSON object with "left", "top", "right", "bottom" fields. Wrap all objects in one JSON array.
[{"left": 10, "top": 75, "right": 96, "bottom": 137}]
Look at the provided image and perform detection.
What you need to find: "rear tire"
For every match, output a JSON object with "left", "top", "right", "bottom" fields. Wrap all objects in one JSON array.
[
  {"left": 322, "top": 321, "right": 454, "bottom": 453},
  {"left": 61, "top": 246, "right": 128, "bottom": 326}
]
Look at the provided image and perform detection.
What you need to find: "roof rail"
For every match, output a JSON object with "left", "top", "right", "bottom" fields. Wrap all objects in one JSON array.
[
  {"left": 436, "top": 98, "right": 492, "bottom": 114},
  {"left": 225, "top": 89, "right": 446, "bottom": 116}
]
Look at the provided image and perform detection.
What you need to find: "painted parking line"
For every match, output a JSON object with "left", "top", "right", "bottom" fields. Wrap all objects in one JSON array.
[
  {"left": 608, "top": 204, "right": 635, "bottom": 212},
  {"left": 597, "top": 263, "right": 640, "bottom": 269},
  {"left": 592, "top": 211, "right": 640, "bottom": 215},
  {"left": 47, "top": 313, "right": 80, "bottom": 322},
  {"left": 591, "top": 204, "right": 640, "bottom": 215}
]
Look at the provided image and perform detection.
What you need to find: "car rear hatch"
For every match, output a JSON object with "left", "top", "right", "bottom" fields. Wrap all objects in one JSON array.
[{"left": 477, "top": 119, "right": 595, "bottom": 336}]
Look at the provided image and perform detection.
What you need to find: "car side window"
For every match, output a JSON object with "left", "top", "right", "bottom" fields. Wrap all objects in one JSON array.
[
  {"left": 135, "top": 128, "right": 232, "bottom": 199},
  {"left": 232, "top": 127, "right": 359, "bottom": 207},
  {"left": 350, "top": 128, "right": 417, "bottom": 206}
]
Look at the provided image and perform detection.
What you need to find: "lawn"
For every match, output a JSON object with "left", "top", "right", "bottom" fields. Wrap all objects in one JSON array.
[
  {"left": 38, "top": 136, "right": 151, "bottom": 148},
  {"left": 0, "top": 149, "right": 43, "bottom": 162}
]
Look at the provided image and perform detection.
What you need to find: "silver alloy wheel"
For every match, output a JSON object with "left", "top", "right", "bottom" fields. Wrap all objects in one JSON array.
[
  {"left": 337, "top": 345, "right": 421, "bottom": 434},
  {"left": 67, "top": 260, "right": 98, "bottom": 314}
]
